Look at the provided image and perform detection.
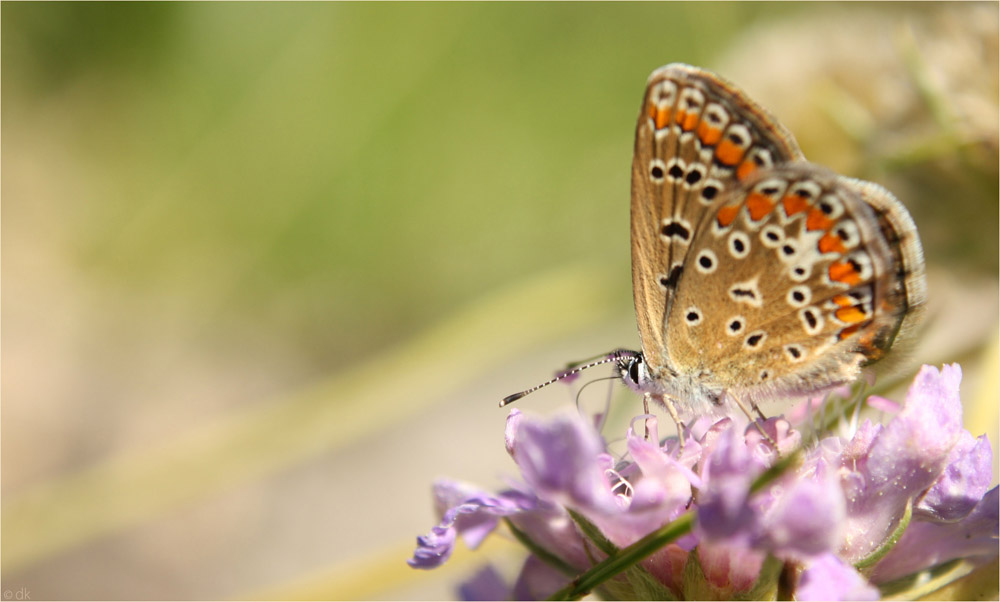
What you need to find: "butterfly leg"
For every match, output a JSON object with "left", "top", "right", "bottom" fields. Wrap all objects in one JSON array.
[
  {"left": 658, "top": 393, "right": 687, "bottom": 451},
  {"left": 642, "top": 393, "right": 651, "bottom": 439},
  {"left": 752, "top": 404, "right": 769, "bottom": 422},
  {"left": 729, "top": 392, "right": 778, "bottom": 451}
]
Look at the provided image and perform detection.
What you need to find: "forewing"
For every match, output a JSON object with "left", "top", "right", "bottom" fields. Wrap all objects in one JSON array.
[{"left": 631, "top": 64, "right": 803, "bottom": 376}]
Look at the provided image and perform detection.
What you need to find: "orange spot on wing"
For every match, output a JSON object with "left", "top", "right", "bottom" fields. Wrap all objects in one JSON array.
[
  {"left": 832, "top": 294, "right": 854, "bottom": 307},
  {"left": 835, "top": 306, "right": 868, "bottom": 324},
  {"left": 838, "top": 323, "right": 864, "bottom": 340},
  {"left": 818, "top": 232, "right": 847, "bottom": 254},
  {"left": 736, "top": 159, "right": 757, "bottom": 181},
  {"left": 782, "top": 194, "right": 809, "bottom": 216},
  {"left": 715, "top": 139, "right": 745, "bottom": 166},
  {"left": 674, "top": 109, "right": 687, "bottom": 126},
  {"left": 716, "top": 205, "right": 739, "bottom": 227},
  {"left": 655, "top": 106, "right": 672, "bottom": 129},
  {"left": 682, "top": 111, "right": 699, "bottom": 131},
  {"left": 806, "top": 208, "right": 834, "bottom": 231},
  {"left": 829, "top": 261, "right": 862, "bottom": 286},
  {"left": 745, "top": 193, "right": 775, "bottom": 221},
  {"left": 648, "top": 102, "right": 657, "bottom": 119},
  {"left": 697, "top": 122, "right": 722, "bottom": 146}
]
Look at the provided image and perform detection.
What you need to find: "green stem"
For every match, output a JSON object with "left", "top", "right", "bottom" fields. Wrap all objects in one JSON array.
[{"left": 547, "top": 513, "right": 695, "bottom": 601}]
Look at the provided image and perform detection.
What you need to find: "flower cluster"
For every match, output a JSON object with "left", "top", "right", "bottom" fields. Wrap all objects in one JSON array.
[{"left": 409, "top": 365, "right": 997, "bottom": 600}]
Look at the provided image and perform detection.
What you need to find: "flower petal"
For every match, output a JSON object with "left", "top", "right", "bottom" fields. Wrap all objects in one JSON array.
[
  {"left": 458, "top": 564, "right": 510, "bottom": 601},
  {"left": 410, "top": 481, "right": 536, "bottom": 569},
  {"left": 512, "top": 411, "right": 619, "bottom": 514},
  {"left": 696, "top": 426, "right": 760, "bottom": 543},
  {"left": 759, "top": 473, "right": 844, "bottom": 558},
  {"left": 870, "top": 486, "right": 999, "bottom": 583},
  {"left": 408, "top": 521, "right": 458, "bottom": 569},
  {"left": 512, "top": 554, "right": 571, "bottom": 601},
  {"left": 693, "top": 541, "right": 768, "bottom": 597},
  {"left": 840, "top": 364, "right": 966, "bottom": 561},
  {"left": 915, "top": 432, "right": 993, "bottom": 523},
  {"left": 797, "top": 553, "right": 879, "bottom": 601}
]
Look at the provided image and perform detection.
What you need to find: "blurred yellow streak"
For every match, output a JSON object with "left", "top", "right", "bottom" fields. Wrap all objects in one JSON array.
[
  {"left": 2, "top": 263, "right": 619, "bottom": 574},
  {"left": 246, "top": 536, "right": 519, "bottom": 601},
  {"left": 968, "top": 334, "right": 999, "bottom": 433}
]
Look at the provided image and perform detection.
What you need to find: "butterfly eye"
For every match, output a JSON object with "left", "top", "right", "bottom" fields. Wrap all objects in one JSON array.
[{"left": 627, "top": 356, "right": 643, "bottom": 385}]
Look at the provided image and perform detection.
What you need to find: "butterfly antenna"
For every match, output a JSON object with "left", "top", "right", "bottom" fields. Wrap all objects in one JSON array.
[{"left": 499, "top": 349, "right": 639, "bottom": 407}]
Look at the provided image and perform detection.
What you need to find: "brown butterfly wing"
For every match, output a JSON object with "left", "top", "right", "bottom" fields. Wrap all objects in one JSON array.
[
  {"left": 630, "top": 64, "right": 803, "bottom": 379},
  {"left": 663, "top": 162, "right": 925, "bottom": 404}
]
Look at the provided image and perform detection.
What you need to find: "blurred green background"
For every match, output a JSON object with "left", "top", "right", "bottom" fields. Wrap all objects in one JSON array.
[{"left": 2, "top": 2, "right": 997, "bottom": 600}]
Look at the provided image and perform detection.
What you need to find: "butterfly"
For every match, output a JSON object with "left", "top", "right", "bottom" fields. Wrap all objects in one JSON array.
[{"left": 503, "top": 64, "right": 926, "bottom": 431}]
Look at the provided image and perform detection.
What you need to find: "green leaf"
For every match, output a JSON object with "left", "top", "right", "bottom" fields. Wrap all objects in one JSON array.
[
  {"left": 567, "top": 509, "right": 618, "bottom": 556},
  {"left": 623, "top": 563, "right": 680, "bottom": 601},
  {"left": 734, "top": 555, "right": 783, "bottom": 601}
]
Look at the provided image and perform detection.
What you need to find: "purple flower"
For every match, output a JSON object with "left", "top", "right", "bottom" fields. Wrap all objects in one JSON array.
[
  {"left": 408, "top": 480, "right": 536, "bottom": 569},
  {"left": 410, "top": 365, "right": 998, "bottom": 599},
  {"left": 915, "top": 432, "right": 993, "bottom": 522},
  {"left": 458, "top": 564, "right": 510, "bottom": 601},
  {"left": 798, "top": 554, "right": 879, "bottom": 601}
]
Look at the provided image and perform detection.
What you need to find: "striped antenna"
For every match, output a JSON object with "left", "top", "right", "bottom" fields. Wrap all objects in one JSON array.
[{"left": 499, "top": 349, "right": 640, "bottom": 407}]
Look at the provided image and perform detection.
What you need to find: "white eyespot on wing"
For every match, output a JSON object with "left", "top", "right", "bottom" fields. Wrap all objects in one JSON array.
[
  {"left": 725, "top": 315, "right": 746, "bottom": 336},
  {"left": 816, "top": 193, "right": 845, "bottom": 220},
  {"left": 798, "top": 306, "right": 824, "bottom": 335},
  {"left": 760, "top": 224, "right": 784, "bottom": 248},
  {"left": 783, "top": 344, "right": 806, "bottom": 363},
  {"left": 665, "top": 158, "right": 686, "bottom": 182},
  {"left": 660, "top": 218, "right": 692, "bottom": 243},
  {"left": 649, "top": 158, "right": 667, "bottom": 183},
  {"left": 695, "top": 249, "right": 718, "bottom": 274},
  {"left": 777, "top": 238, "right": 798, "bottom": 262},
  {"left": 728, "top": 231, "right": 751, "bottom": 258},
  {"left": 729, "top": 278, "right": 762, "bottom": 308},
  {"left": 786, "top": 285, "right": 811, "bottom": 308},
  {"left": 789, "top": 264, "right": 810, "bottom": 282},
  {"left": 699, "top": 178, "right": 724, "bottom": 205},
  {"left": 743, "top": 330, "right": 767, "bottom": 351}
]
